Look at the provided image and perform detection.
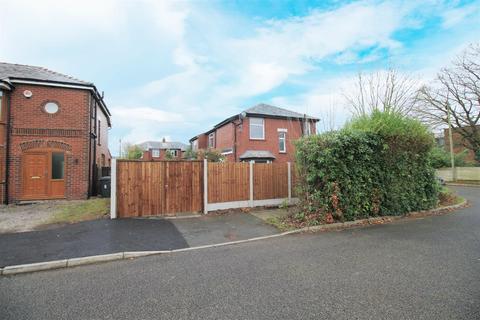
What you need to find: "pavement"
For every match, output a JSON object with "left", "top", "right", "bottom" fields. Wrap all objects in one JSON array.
[
  {"left": 0, "top": 212, "right": 278, "bottom": 267},
  {"left": 0, "top": 187, "right": 478, "bottom": 319}
]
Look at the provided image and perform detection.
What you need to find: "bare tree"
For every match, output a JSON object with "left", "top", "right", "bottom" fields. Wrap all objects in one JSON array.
[
  {"left": 343, "top": 69, "right": 419, "bottom": 116},
  {"left": 415, "top": 44, "right": 480, "bottom": 158}
]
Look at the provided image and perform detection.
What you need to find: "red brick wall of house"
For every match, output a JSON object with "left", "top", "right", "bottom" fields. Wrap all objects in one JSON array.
[
  {"left": 7, "top": 84, "right": 92, "bottom": 202},
  {"left": 95, "top": 104, "right": 111, "bottom": 167},
  {"left": 444, "top": 127, "right": 479, "bottom": 163},
  {"left": 235, "top": 117, "right": 315, "bottom": 162},
  {"left": 208, "top": 117, "right": 316, "bottom": 163},
  {"left": 194, "top": 134, "right": 208, "bottom": 150}
]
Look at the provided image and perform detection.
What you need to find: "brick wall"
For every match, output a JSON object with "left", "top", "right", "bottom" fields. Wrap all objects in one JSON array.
[
  {"left": 444, "top": 127, "right": 479, "bottom": 163},
  {"left": 7, "top": 84, "right": 91, "bottom": 202},
  {"left": 208, "top": 117, "right": 316, "bottom": 163}
]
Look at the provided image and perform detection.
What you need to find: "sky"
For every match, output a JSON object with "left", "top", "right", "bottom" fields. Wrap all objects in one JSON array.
[{"left": 0, "top": 0, "right": 479, "bottom": 155}]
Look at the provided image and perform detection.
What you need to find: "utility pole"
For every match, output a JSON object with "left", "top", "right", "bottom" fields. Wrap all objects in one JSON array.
[
  {"left": 119, "top": 138, "right": 122, "bottom": 159},
  {"left": 446, "top": 101, "right": 456, "bottom": 182}
]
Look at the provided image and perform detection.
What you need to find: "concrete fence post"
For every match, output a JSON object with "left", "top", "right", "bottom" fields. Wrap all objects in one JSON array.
[
  {"left": 203, "top": 159, "right": 208, "bottom": 214},
  {"left": 287, "top": 162, "right": 292, "bottom": 204},
  {"left": 249, "top": 161, "right": 254, "bottom": 207},
  {"left": 110, "top": 158, "right": 117, "bottom": 219}
]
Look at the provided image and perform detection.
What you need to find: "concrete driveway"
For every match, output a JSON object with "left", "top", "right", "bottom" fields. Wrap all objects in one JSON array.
[
  {"left": 0, "top": 212, "right": 278, "bottom": 267},
  {"left": 0, "top": 186, "right": 478, "bottom": 320}
]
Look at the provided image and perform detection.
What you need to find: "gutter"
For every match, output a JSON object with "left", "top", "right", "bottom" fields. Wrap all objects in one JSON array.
[{"left": 8, "top": 78, "right": 111, "bottom": 125}]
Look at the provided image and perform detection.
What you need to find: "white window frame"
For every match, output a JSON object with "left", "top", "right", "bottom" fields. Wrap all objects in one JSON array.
[
  {"left": 249, "top": 117, "right": 265, "bottom": 140},
  {"left": 208, "top": 133, "right": 215, "bottom": 148},
  {"left": 304, "top": 120, "right": 312, "bottom": 136},
  {"left": 166, "top": 149, "right": 179, "bottom": 157},
  {"left": 278, "top": 132, "right": 286, "bottom": 153},
  {"left": 152, "top": 149, "right": 160, "bottom": 157}
]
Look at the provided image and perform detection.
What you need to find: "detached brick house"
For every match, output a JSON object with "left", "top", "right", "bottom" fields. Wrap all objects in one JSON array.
[
  {"left": 190, "top": 104, "right": 319, "bottom": 163},
  {"left": 139, "top": 139, "right": 188, "bottom": 160},
  {"left": 0, "top": 62, "right": 111, "bottom": 203},
  {"left": 443, "top": 125, "right": 480, "bottom": 163}
]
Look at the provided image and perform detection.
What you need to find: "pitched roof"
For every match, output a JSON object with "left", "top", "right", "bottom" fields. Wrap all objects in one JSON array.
[
  {"left": 138, "top": 141, "right": 188, "bottom": 151},
  {"left": 239, "top": 150, "right": 276, "bottom": 160},
  {"left": 0, "top": 62, "right": 91, "bottom": 85},
  {"left": 244, "top": 103, "right": 318, "bottom": 120}
]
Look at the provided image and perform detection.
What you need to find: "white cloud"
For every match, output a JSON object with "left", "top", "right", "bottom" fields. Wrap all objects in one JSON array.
[{"left": 442, "top": 3, "right": 480, "bottom": 28}]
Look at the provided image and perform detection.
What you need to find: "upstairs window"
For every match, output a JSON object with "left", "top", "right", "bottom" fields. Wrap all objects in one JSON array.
[
  {"left": 152, "top": 149, "right": 160, "bottom": 157},
  {"left": 97, "top": 120, "right": 101, "bottom": 146},
  {"left": 304, "top": 120, "right": 312, "bottom": 136},
  {"left": 208, "top": 133, "right": 215, "bottom": 148},
  {"left": 278, "top": 132, "right": 286, "bottom": 153},
  {"left": 250, "top": 117, "right": 264, "bottom": 140}
]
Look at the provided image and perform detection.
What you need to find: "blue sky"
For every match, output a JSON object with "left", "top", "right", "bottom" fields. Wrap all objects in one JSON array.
[{"left": 1, "top": 0, "right": 479, "bottom": 155}]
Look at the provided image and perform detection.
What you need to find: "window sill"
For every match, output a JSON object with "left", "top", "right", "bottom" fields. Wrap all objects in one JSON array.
[
  {"left": 279, "top": 151, "right": 287, "bottom": 154},
  {"left": 249, "top": 138, "right": 265, "bottom": 141}
]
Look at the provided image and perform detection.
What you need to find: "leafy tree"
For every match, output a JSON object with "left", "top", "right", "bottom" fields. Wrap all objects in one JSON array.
[
  {"left": 122, "top": 142, "right": 143, "bottom": 159},
  {"left": 197, "top": 149, "right": 225, "bottom": 162},
  {"left": 183, "top": 146, "right": 198, "bottom": 160},
  {"left": 429, "top": 147, "right": 468, "bottom": 168},
  {"left": 164, "top": 150, "right": 175, "bottom": 160}
]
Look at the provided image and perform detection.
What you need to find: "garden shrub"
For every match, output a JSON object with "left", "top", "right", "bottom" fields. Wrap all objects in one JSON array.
[
  {"left": 429, "top": 147, "right": 468, "bottom": 169},
  {"left": 295, "top": 111, "right": 439, "bottom": 223}
]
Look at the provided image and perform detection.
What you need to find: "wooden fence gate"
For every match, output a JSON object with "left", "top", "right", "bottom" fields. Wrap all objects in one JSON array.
[
  {"left": 111, "top": 159, "right": 298, "bottom": 218},
  {"left": 115, "top": 160, "right": 203, "bottom": 218}
]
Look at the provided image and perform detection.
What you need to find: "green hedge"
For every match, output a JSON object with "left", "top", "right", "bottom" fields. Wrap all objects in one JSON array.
[{"left": 295, "top": 112, "right": 439, "bottom": 222}]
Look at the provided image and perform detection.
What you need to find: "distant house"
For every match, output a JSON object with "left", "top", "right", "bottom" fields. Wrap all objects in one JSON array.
[
  {"left": 443, "top": 125, "right": 480, "bottom": 163},
  {"left": 190, "top": 103, "right": 319, "bottom": 163},
  {"left": 139, "top": 139, "right": 188, "bottom": 160},
  {"left": 0, "top": 62, "right": 111, "bottom": 203}
]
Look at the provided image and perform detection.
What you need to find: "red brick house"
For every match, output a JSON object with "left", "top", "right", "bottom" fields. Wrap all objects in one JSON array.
[
  {"left": 0, "top": 62, "right": 111, "bottom": 203},
  {"left": 139, "top": 139, "right": 188, "bottom": 160},
  {"left": 190, "top": 104, "right": 319, "bottom": 163},
  {"left": 443, "top": 125, "right": 480, "bottom": 164}
]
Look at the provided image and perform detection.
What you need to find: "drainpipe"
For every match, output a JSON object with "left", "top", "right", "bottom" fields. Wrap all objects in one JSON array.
[
  {"left": 5, "top": 91, "right": 12, "bottom": 204},
  {"left": 87, "top": 93, "right": 92, "bottom": 198}
]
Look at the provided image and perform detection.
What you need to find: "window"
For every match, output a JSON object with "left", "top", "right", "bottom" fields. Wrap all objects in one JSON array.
[
  {"left": 250, "top": 117, "right": 264, "bottom": 139},
  {"left": 44, "top": 102, "right": 59, "bottom": 114},
  {"left": 101, "top": 154, "right": 106, "bottom": 167},
  {"left": 152, "top": 149, "right": 160, "bottom": 157},
  {"left": 304, "top": 120, "right": 312, "bottom": 136},
  {"left": 208, "top": 133, "right": 215, "bottom": 148},
  {"left": 279, "top": 132, "right": 286, "bottom": 153},
  {"left": 97, "top": 120, "right": 101, "bottom": 146},
  {"left": 166, "top": 149, "right": 178, "bottom": 157},
  {"left": 52, "top": 152, "right": 64, "bottom": 179}
]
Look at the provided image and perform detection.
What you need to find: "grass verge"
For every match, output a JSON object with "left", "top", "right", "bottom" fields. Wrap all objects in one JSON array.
[{"left": 46, "top": 198, "right": 110, "bottom": 225}]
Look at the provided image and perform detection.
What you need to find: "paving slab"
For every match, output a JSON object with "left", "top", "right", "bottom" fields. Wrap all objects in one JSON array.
[{"left": 170, "top": 212, "right": 279, "bottom": 247}]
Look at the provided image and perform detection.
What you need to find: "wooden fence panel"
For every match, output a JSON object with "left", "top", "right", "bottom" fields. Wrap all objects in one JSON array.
[
  {"left": 208, "top": 162, "right": 249, "bottom": 203},
  {"left": 291, "top": 164, "right": 298, "bottom": 197},
  {"left": 253, "top": 163, "right": 288, "bottom": 200},
  {"left": 116, "top": 161, "right": 203, "bottom": 218}
]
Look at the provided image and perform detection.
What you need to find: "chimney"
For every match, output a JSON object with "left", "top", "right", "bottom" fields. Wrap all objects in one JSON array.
[{"left": 162, "top": 137, "right": 166, "bottom": 143}]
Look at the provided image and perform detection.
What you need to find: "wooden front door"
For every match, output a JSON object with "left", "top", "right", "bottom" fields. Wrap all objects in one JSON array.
[
  {"left": 22, "top": 151, "right": 66, "bottom": 200},
  {"left": 23, "top": 153, "right": 48, "bottom": 198}
]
